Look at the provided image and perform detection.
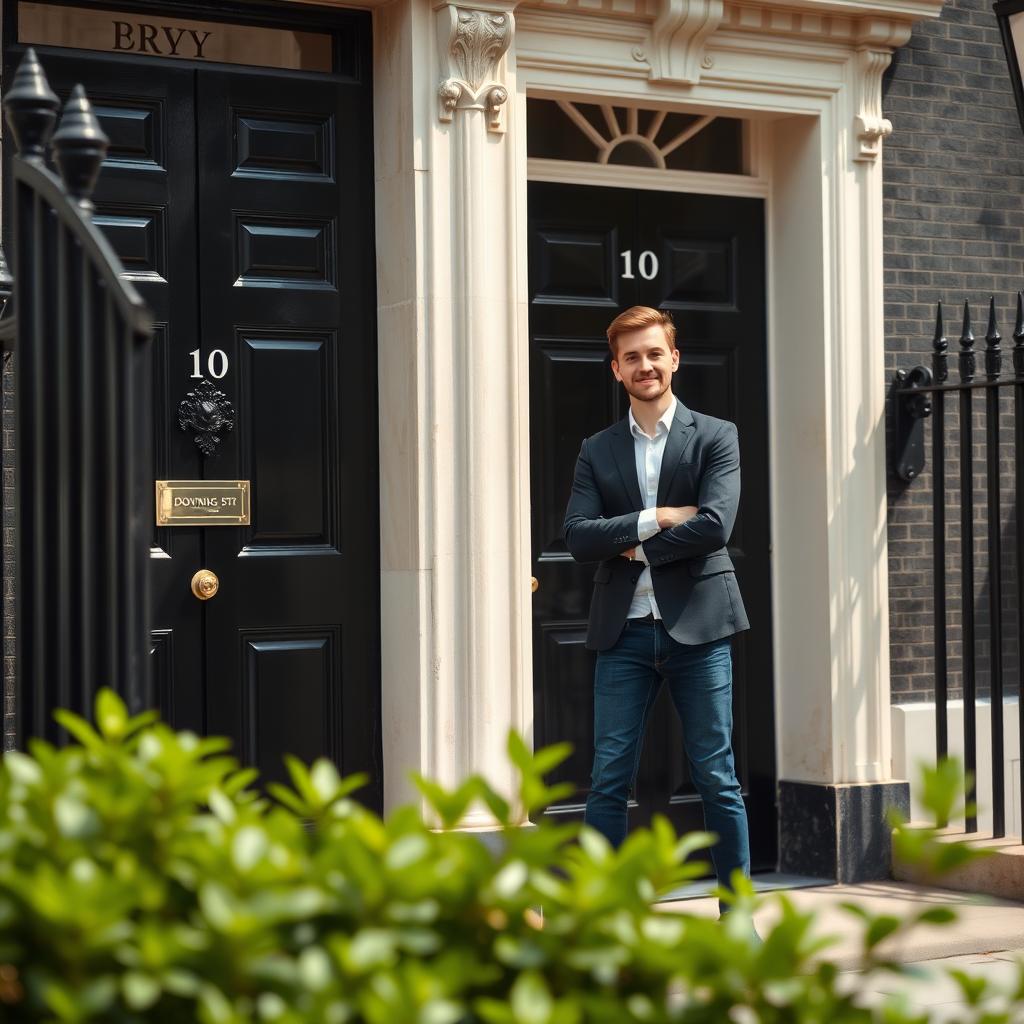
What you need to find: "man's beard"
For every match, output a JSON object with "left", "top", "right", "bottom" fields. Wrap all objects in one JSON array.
[{"left": 625, "top": 376, "right": 671, "bottom": 402}]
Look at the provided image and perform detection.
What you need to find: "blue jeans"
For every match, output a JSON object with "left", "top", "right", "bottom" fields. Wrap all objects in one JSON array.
[{"left": 584, "top": 619, "right": 750, "bottom": 893}]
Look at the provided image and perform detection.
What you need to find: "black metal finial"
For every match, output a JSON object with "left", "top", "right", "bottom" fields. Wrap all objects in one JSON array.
[
  {"left": 0, "top": 244, "right": 12, "bottom": 320},
  {"left": 932, "top": 301, "right": 948, "bottom": 383},
  {"left": 2, "top": 48, "right": 59, "bottom": 161},
  {"left": 984, "top": 295, "right": 1002, "bottom": 380},
  {"left": 51, "top": 85, "right": 109, "bottom": 213},
  {"left": 959, "top": 299, "right": 976, "bottom": 383},
  {"left": 1013, "top": 290, "right": 1024, "bottom": 377}
]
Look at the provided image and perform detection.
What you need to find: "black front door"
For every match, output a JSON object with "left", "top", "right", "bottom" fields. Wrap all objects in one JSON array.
[
  {"left": 16, "top": 17, "right": 381, "bottom": 802},
  {"left": 528, "top": 180, "right": 775, "bottom": 869}
]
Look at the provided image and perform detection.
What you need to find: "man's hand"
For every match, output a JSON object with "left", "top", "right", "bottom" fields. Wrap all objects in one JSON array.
[
  {"left": 620, "top": 547, "right": 636, "bottom": 560},
  {"left": 656, "top": 505, "right": 699, "bottom": 529}
]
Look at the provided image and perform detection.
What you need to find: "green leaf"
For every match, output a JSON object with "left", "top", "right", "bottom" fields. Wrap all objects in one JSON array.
[
  {"left": 267, "top": 782, "right": 309, "bottom": 816},
  {"left": 474, "top": 776, "right": 512, "bottom": 826},
  {"left": 123, "top": 971, "right": 161, "bottom": 1010},
  {"left": 208, "top": 788, "right": 237, "bottom": 825},
  {"left": 298, "top": 946, "right": 333, "bottom": 991},
  {"left": 231, "top": 825, "right": 269, "bottom": 872},
  {"left": 507, "top": 731, "right": 533, "bottom": 773},
  {"left": 53, "top": 708, "right": 104, "bottom": 750},
  {"left": 915, "top": 906, "right": 957, "bottom": 926},
  {"left": 578, "top": 825, "right": 611, "bottom": 863},
  {"left": 311, "top": 758, "right": 344, "bottom": 803},
  {"left": 949, "top": 968, "right": 991, "bottom": 1005},
  {"left": 95, "top": 687, "right": 129, "bottom": 741},
  {"left": 3, "top": 749, "right": 43, "bottom": 786},
  {"left": 124, "top": 708, "right": 160, "bottom": 737},
  {"left": 511, "top": 971, "right": 553, "bottom": 1024},
  {"left": 531, "top": 742, "right": 573, "bottom": 776},
  {"left": 492, "top": 860, "right": 529, "bottom": 899},
  {"left": 411, "top": 774, "right": 475, "bottom": 828},
  {"left": 53, "top": 793, "right": 101, "bottom": 839},
  {"left": 921, "top": 757, "right": 964, "bottom": 826},
  {"left": 385, "top": 834, "right": 430, "bottom": 871},
  {"left": 421, "top": 1000, "right": 466, "bottom": 1024},
  {"left": 865, "top": 915, "right": 903, "bottom": 949}
]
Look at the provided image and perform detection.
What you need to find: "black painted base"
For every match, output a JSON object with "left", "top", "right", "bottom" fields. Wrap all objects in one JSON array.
[{"left": 778, "top": 780, "right": 910, "bottom": 883}]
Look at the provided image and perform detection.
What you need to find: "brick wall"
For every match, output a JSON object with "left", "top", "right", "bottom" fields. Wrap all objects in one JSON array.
[{"left": 883, "top": 0, "right": 1024, "bottom": 703}]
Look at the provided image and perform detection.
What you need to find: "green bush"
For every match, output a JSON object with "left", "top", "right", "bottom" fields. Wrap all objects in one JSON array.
[{"left": 0, "top": 690, "right": 1017, "bottom": 1023}]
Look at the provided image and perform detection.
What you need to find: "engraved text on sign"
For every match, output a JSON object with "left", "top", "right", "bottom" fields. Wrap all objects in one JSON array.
[
  {"left": 156, "top": 481, "right": 251, "bottom": 526},
  {"left": 18, "top": 4, "right": 332, "bottom": 72}
]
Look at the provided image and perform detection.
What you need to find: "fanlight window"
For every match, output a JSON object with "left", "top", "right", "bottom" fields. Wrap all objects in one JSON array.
[{"left": 526, "top": 99, "right": 746, "bottom": 175}]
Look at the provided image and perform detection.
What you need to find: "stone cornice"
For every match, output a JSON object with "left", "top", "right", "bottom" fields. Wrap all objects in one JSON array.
[{"left": 517, "top": 0, "right": 941, "bottom": 40}]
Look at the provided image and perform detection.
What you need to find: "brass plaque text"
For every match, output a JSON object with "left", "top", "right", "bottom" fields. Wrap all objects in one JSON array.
[{"left": 156, "top": 481, "right": 250, "bottom": 527}]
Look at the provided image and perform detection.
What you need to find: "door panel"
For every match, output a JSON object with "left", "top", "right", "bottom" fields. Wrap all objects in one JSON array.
[
  {"left": 635, "top": 189, "right": 773, "bottom": 864},
  {"left": 12, "top": 42, "right": 382, "bottom": 805},
  {"left": 31, "top": 51, "right": 204, "bottom": 730},
  {"left": 529, "top": 181, "right": 776, "bottom": 869},
  {"left": 197, "top": 70, "right": 380, "bottom": 799},
  {"left": 237, "top": 331, "right": 338, "bottom": 551},
  {"left": 528, "top": 185, "right": 635, "bottom": 818},
  {"left": 239, "top": 627, "right": 342, "bottom": 771}
]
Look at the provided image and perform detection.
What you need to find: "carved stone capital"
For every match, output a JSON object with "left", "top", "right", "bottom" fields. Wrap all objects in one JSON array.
[
  {"left": 437, "top": 6, "right": 514, "bottom": 133},
  {"left": 649, "top": 0, "right": 725, "bottom": 85},
  {"left": 853, "top": 47, "right": 893, "bottom": 163}
]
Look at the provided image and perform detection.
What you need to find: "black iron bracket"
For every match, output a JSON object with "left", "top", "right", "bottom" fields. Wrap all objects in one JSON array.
[{"left": 891, "top": 365, "right": 933, "bottom": 482}]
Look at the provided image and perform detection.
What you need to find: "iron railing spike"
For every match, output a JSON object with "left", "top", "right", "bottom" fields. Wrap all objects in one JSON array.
[
  {"left": 961, "top": 299, "right": 974, "bottom": 345},
  {"left": 986, "top": 295, "right": 1000, "bottom": 339},
  {"left": 2, "top": 47, "right": 60, "bottom": 162},
  {"left": 51, "top": 83, "right": 109, "bottom": 214},
  {"left": 959, "top": 299, "right": 976, "bottom": 382},
  {"left": 932, "top": 301, "right": 948, "bottom": 383},
  {"left": 985, "top": 295, "right": 1002, "bottom": 380},
  {"left": 933, "top": 301, "right": 946, "bottom": 349}
]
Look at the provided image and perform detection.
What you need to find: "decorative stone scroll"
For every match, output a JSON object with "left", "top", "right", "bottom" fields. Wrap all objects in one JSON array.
[
  {"left": 437, "top": 5, "right": 514, "bottom": 133},
  {"left": 853, "top": 47, "right": 893, "bottom": 162},
  {"left": 649, "top": 0, "right": 724, "bottom": 85}
]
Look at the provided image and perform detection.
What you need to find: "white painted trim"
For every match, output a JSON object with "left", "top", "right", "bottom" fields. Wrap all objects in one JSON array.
[
  {"left": 526, "top": 156, "right": 770, "bottom": 196},
  {"left": 516, "top": 11, "right": 897, "bottom": 786},
  {"left": 892, "top": 701, "right": 1022, "bottom": 839},
  {"left": 370, "top": 0, "right": 942, "bottom": 817}
]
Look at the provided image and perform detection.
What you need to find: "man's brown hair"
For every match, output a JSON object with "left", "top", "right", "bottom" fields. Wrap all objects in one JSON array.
[{"left": 606, "top": 305, "right": 677, "bottom": 357}]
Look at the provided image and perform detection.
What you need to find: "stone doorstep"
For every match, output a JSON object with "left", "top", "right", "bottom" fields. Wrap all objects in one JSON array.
[
  {"left": 892, "top": 827, "right": 1024, "bottom": 903},
  {"left": 658, "top": 880, "right": 1024, "bottom": 970}
]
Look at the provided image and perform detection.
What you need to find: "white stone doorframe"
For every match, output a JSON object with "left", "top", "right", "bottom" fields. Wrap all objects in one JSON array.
[{"left": 370, "top": 0, "right": 944, "bottom": 849}]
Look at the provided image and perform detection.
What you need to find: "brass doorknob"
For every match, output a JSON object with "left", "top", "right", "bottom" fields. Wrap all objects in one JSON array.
[
  {"left": 531, "top": 576, "right": 539, "bottom": 593},
  {"left": 191, "top": 569, "right": 219, "bottom": 601}
]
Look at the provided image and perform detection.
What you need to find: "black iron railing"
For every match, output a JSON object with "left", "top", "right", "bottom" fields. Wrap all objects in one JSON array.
[
  {"left": 1, "top": 49, "right": 153, "bottom": 745},
  {"left": 892, "top": 296, "right": 1024, "bottom": 840}
]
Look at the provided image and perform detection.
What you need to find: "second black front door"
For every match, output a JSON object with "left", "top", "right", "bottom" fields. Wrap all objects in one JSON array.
[
  {"left": 528, "top": 180, "right": 775, "bottom": 868},
  {"left": 26, "top": 21, "right": 381, "bottom": 801}
]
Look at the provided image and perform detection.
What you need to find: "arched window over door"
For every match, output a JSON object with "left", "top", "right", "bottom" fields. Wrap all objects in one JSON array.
[{"left": 526, "top": 98, "right": 749, "bottom": 175}]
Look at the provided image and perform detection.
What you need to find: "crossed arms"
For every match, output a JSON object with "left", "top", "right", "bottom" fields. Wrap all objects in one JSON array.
[{"left": 562, "top": 421, "right": 740, "bottom": 567}]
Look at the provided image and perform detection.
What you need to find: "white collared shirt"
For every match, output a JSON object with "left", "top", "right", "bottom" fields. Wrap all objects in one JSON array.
[{"left": 627, "top": 397, "right": 676, "bottom": 619}]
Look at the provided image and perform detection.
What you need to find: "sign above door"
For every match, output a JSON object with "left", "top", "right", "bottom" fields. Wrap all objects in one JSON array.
[{"left": 18, "top": 3, "right": 332, "bottom": 72}]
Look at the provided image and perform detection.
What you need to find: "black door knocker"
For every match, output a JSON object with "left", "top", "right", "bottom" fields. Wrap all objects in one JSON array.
[{"left": 178, "top": 378, "right": 234, "bottom": 456}]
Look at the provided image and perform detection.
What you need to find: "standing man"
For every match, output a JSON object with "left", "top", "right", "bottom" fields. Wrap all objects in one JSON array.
[{"left": 563, "top": 305, "right": 751, "bottom": 899}]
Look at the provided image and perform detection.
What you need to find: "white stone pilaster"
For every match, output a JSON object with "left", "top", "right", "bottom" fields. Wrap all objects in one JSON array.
[
  {"left": 375, "top": 0, "right": 532, "bottom": 820},
  {"left": 771, "top": 29, "right": 909, "bottom": 787}
]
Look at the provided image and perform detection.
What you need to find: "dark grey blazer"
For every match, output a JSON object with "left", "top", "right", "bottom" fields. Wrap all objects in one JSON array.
[{"left": 563, "top": 401, "right": 750, "bottom": 651}]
